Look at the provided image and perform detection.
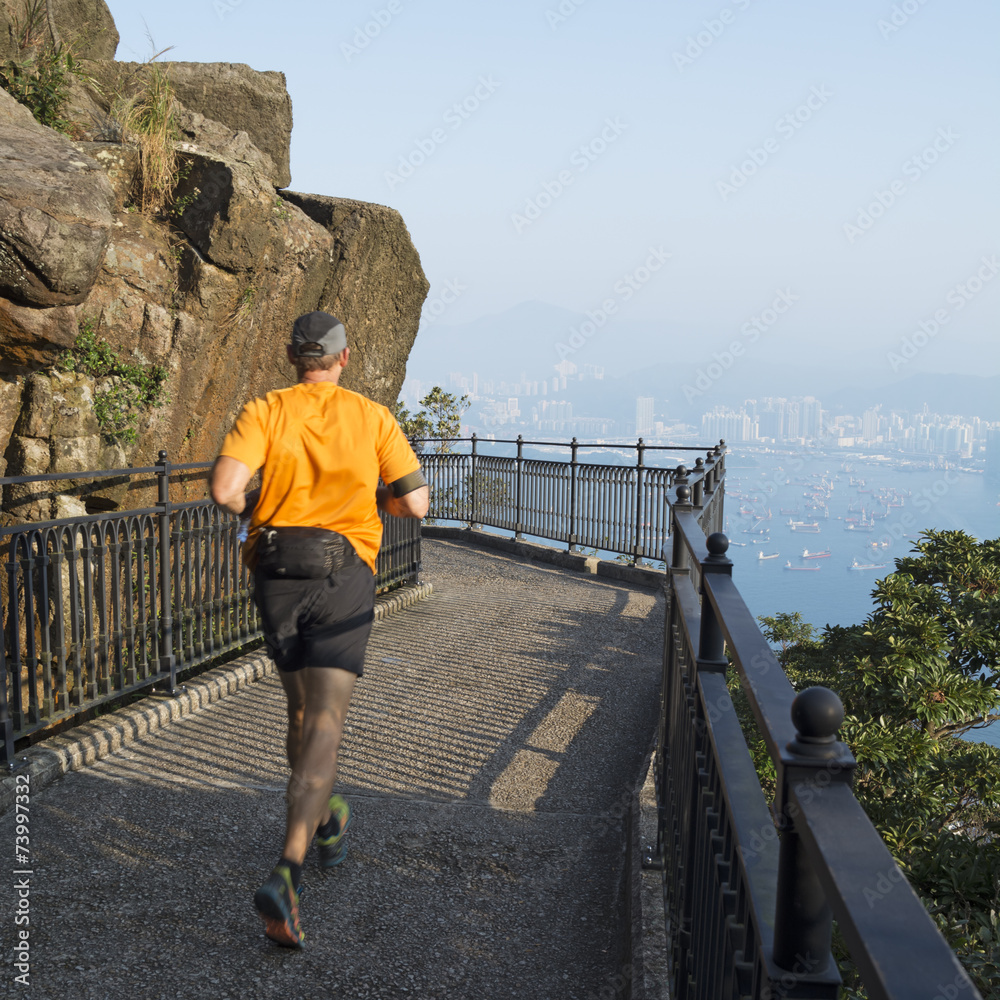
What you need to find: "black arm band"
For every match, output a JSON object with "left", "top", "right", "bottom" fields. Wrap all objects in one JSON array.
[{"left": 389, "top": 469, "right": 427, "bottom": 498}]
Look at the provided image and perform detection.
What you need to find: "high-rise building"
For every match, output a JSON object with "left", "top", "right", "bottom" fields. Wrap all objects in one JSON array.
[
  {"left": 987, "top": 430, "right": 1000, "bottom": 483},
  {"left": 636, "top": 397, "right": 654, "bottom": 437}
]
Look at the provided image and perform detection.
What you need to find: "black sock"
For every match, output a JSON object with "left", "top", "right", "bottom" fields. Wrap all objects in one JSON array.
[
  {"left": 279, "top": 857, "right": 302, "bottom": 892},
  {"left": 317, "top": 814, "right": 340, "bottom": 839}
]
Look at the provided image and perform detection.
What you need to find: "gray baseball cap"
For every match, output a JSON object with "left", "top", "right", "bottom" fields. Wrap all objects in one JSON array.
[{"left": 291, "top": 312, "right": 347, "bottom": 357}]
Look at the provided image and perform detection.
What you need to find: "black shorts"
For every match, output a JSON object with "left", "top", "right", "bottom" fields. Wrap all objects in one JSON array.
[{"left": 253, "top": 554, "right": 375, "bottom": 675}]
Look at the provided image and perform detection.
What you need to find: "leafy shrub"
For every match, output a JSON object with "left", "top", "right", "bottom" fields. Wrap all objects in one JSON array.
[
  {"left": 58, "top": 321, "right": 170, "bottom": 445},
  {"left": 0, "top": 0, "right": 84, "bottom": 134}
]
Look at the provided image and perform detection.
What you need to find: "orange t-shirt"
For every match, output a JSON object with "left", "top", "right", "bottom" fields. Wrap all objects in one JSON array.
[{"left": 219, "top": 382, "right": 422, "bottom": 572}]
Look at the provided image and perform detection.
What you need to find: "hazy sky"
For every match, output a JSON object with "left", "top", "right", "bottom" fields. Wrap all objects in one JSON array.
[{"left": 105, "top": 0, "right": 999, "bottom": 379}]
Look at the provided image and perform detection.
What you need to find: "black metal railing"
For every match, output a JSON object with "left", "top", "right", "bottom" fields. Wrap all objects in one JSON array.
[
  {"left": 653, "top": 479, "right": 982, "bottom": 999},
  {"left": 417, "top": 435, "right": 727, "bottom": 561},
  {"left": 1, "top": 453, "right": 421, "bottom": 764}
]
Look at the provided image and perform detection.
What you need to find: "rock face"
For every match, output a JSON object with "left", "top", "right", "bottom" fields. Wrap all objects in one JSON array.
[
  {"left": 111, "top": 61, "right": 293, "bottom": 189},
  {"left": 0, "top": 87, "right": 116, "bottom": 308},
  {"left": 282, "top": 193, "right": 429, "bottom": 409},
  {"left": 4, "top": 368, "right": 128, "bottom": 520},
  {"left": 0, "top": 3, "right": 428, "bottom": 520},
  {"left": 0, "top": 0, "right": 118, "bottom": 62}
]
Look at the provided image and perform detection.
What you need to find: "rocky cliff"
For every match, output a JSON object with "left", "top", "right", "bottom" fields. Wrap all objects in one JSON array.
[{"left": 0, "top": 0, "right": 428, "bottom": 520}]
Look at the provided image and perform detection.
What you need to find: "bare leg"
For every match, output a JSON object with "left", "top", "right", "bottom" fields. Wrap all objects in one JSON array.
[{"left": 277, "top": 666, "right": 356, "bottom": 865}]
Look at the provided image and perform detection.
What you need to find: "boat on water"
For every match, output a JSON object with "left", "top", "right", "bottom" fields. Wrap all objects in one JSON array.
[
  {"left": 790, "top": 522, "right": 821, "bottom": 533},
  {"left": 848, "top": 558, "right": 887, "bottom": 571},
  {"left": 758, "top": 551, "right": 780, "bottom": 560},
  {"left": 802, "top": 549, "right": 831, "bottom": 559},
  {"left": 786, "top": 561, "right": 821, "bottom": 571}
]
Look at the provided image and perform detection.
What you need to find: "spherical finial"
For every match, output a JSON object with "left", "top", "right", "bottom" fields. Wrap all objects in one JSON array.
[
  {"left": 791, "top": 687, "right": 844, "bottom": 742},
  {"left": 675, "top": 464, "right": 688, "bottom": 478},
  {"left": 706, "top": 532, "right": 729, "bottom": 556},
  {"left": 158, "top": 450, "right": 168, "bottom": 462},
  {"left": 694, "top": 457, "right": 705, "bottom": 469},
  {"left": 676, "top": 485, "right": 691, "bottom": 502}
]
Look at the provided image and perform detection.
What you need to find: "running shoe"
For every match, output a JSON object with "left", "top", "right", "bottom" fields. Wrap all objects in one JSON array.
[
  {"left": 253, "top": 863, "right": 305, "bottom": 949},
  {"left": 317, "top": 794, "right": 351, "bottom": 868}
]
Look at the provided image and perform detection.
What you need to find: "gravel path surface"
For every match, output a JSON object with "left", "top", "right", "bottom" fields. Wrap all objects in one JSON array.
[{"left": 2, "top": 538, "right": 663, "bottom": 1000}]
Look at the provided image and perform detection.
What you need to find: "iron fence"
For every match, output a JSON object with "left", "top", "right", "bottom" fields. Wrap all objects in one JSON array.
[
  {"left": 654, "top": 482, "right": 981, "bottom": 999},
  {"left": 1, "top": 453, "right": 421, "bottom": 764},
  {"left": 417, "top": 435, "right": 726, "bottom": 560}
]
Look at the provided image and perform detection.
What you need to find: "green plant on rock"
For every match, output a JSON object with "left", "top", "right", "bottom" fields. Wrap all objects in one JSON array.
[
  {"left": 110, "top": 59, "right": 179, "bottom": 215},
  {"left": 58, "top": 321, "right": 170, "bottom": 446},
  {"left": 227, "top": 284, "right": 257, "bottom": 330},
  {"left": 0, "top": 0, "right": 86, "bottom": 134},
  {"left": 272, "top": 196, "right": 291, "bottom": 222}
]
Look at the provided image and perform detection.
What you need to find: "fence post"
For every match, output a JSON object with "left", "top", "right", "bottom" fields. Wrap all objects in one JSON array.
[
  {"left": 670, "top": 468, "right": 690, "bottom": 572},
  {"left": 0, "top": 591, "right": 13, "bottom": 766},
  {"left": 567, "top": 436, "right": 577, "bottom": 551},
  {"left": 692, "top": 457, "right": 705, "bottom": 509},
  {"left": 772, "top": 686, "right": 854, "bottom": 991},
  {"left": 633, "top": 437, "right": 645, "bottom": 564},
  {"left": 515, "top": 434, "right": 524, "bottom": 541},
  {"left": 156, "top": 451, "right": 177, "bottom": 692},
  {"left": 714, "top": 440, "right": 726, "bottom": 533},
  {"left": 469, "top": 433, "right": 478, "bottom": 529},
  {"left": 696, "top": 532, "right": 731, "bottom": 673}
]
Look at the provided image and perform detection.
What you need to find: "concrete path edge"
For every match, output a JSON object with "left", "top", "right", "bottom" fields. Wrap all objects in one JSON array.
[
  {"left": 0, "top": 580, "right": 434, "bottom": 817},
  {"left": 421, "top": 525, "right": 667, "bottom": 591}
]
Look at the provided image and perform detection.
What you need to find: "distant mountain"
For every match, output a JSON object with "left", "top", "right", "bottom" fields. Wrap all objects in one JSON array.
[
  {"left": 610, "top": 362, "right": 1000, "bottom": 423},
  {"left": 406, "top": 300, "right": 710, "bottom": 384},
  {"left": 823, "top": 373, "right": 1000, "bottom": 421},
  {"left": 406, "top": 300, "right": 1000, "bottom": 425}
]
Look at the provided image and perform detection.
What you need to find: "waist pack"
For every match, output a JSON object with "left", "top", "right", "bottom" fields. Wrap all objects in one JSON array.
[{"left": 256, "top": 526, "right": 355, "bottom": 579}]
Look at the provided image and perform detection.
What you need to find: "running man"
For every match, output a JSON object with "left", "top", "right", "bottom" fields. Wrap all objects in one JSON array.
[{"left": 210, "top": 312, "right": 428, "bottom": 948}]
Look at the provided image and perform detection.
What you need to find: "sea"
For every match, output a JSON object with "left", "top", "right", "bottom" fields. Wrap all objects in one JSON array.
[{"left": 722, "top": 449, "right": 1000, "bottom": 747}]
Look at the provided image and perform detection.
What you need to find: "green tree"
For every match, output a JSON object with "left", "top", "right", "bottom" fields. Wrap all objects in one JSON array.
[
  {"left": 758, "top": 531, "right": 1000, "bottom": 994},
  {"left": 393, "top": 386, "right": 469, "bottom": 454}
]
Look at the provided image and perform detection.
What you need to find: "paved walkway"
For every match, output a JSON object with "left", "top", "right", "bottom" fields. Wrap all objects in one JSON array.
[{"left": 2, "top": 538, "right": 664, "bottom": 1000}]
